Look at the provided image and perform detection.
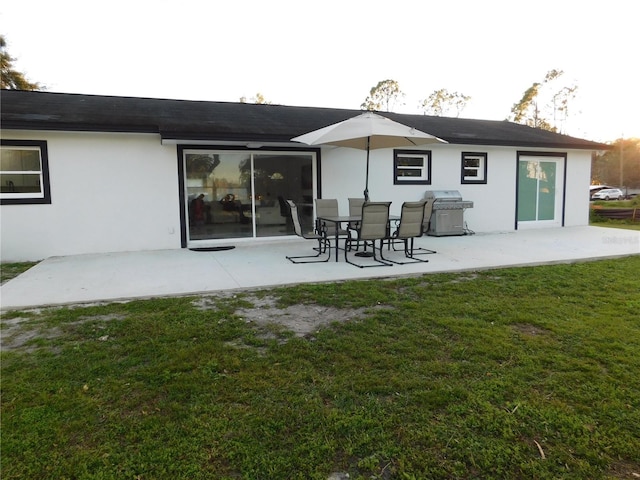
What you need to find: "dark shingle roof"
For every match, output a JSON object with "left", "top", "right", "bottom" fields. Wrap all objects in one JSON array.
[{"left": 1, "top": 89, "right": 609, "bottom": 150}]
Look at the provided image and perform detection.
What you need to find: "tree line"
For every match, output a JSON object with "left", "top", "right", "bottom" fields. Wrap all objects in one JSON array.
[
  {"left": 360, "top": 72, "right": 577, "bottom": 135},
  {"left": 0, "top": 35, "right": 40, "bottom": 90},
  {"left": 592, "top": 139, "right": 640, "bottom": 189}
]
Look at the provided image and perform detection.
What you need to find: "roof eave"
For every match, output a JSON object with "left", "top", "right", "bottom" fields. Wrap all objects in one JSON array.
[
  {"left": 1, "top": 121, "right": 159, "bottom": 135},
  {"left": 442, "top": 137, "right": 611, "bottom": 150}
]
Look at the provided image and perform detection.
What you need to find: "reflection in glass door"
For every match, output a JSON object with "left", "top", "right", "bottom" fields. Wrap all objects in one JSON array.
[
  {"left": 253, "top": 154, "right": 314, "bottom": 238},
  {"left": 517, "top": 155, "right": 565, "bottom": 229},
  {"left": 184, "top": 150, "right": 314, "bottom": 243},
  {"left": 186, "top": 152, "right": 252, "bottom": 241}
]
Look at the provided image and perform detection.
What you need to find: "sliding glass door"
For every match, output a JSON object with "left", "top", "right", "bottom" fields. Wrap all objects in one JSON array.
[{"left": 183, "top": 149, "right": 315, "bottom": 243}]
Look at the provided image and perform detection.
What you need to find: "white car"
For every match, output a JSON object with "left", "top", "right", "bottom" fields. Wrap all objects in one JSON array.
[{"left": 591, "top": 188, "right": 624, "bottom": 201}]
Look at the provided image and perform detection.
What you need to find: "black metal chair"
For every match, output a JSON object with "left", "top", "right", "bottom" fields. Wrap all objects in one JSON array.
[
  {"left": 347, "top": 197, "right": 365, "bottom": 250},
  {"left": 315, "top": 198, "right": 348, "bottom": 253},
  {"left": 285, "top": 200, "right": 331, "bottom": 263},
  {"left": 344, "top": 202, "right": 393, "bottom": 268},
  {"left": 420, "top": 197, "right": 437, "bottom": 254},
  {"left": 278, "top": 195, "right": 294, "bottom": 231},
  {"left": 383, "top": 201, "right": 431, "bottom": 264}
]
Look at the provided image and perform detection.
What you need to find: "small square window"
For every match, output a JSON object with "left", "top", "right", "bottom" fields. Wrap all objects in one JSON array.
[
  {"left": 394, "top": 150, "right": 431, "bottom": 185},
  {"left": 461, "top": 152, "right": 487, "bottom": 184},
  {"left": 0, "top": 140, "right": 51, "bottom": 204}
]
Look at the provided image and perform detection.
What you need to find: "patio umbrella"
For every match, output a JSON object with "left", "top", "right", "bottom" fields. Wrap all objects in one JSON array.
[{"left": 291, "top": 111, "right": 447, "bottom": 200}]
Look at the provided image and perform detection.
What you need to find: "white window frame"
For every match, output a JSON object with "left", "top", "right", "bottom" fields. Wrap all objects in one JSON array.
[{"left": 0, "top": 140, "right": 51, "bottom": 204}]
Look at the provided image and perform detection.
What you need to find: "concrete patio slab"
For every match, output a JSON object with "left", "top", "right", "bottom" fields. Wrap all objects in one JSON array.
[{"left": 1, "top": 226, "right": 638, "bottom": 311}]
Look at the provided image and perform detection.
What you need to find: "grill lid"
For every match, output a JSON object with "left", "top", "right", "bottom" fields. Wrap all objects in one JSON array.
[{"left": 423, "top": 190, "right": 463, "bottom": 202}]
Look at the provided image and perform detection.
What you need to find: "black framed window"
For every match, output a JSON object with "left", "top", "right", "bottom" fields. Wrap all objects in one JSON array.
[
  {"left": 0, "top": 140, "right": 51, "bottom": 204},
  {"left": 461, "top": 152, "right": 487, "bottom": 184},
  {"left": 393, "top": 149, "right": 431, "bottom": 185}
]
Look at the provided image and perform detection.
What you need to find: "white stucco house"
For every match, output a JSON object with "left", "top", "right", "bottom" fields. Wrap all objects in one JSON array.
[{"left": 1, "top": 90, "right": 608, "bottom": 262}]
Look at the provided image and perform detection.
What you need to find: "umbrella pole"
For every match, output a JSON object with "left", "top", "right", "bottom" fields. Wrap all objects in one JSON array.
[{"left": 364, "top": 137, "right": 370, "bottom": 201}]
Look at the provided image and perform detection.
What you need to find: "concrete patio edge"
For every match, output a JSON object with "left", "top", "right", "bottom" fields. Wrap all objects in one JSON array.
[{"left": 1, "top": 226, "right": 638, "bottom": 311}]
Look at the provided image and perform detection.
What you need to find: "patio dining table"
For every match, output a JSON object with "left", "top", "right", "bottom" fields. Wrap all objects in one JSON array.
[{"left": 317, "top": 215, "right": 400, "bottom": 262}]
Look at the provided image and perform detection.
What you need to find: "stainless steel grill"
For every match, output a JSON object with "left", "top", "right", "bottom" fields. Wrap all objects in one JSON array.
[{"left": 423, "top": 190, "right": 473, "bottom": 236}]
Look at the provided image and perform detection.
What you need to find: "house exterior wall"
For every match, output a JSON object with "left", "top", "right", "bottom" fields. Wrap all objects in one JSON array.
[
  {"left": 319, "top": 144, "right": 592, "bottom": 233},
  {"left": 563, "top": 150, "right": 592, "bottom": 226},
  {"left": 1, "top": 130, "right": 593, "bottom": 262},
  {"left": 1, "top": 131, "right": 181, "bottom": 262}
]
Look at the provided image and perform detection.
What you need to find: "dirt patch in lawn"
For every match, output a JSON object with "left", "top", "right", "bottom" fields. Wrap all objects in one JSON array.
[
  {"left": 0, "top": 313, "right": 127, "bottom": 352},
  {"left": 237, "top": 298, "right": 372, "bottom": 337},
  {"left": 2, "top": 295, "right": 384, "bottom": 352},
  {"left": 197, "top": 294, "right": 386, "bottom": 338}
]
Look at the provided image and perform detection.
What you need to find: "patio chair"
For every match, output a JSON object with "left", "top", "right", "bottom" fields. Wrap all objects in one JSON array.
[
  {"left": 315, "top": 198, "right": 348, "bottom": 253},
  {"left": 278, "top": 195, "right": 294, "bottom": 230},
  {"left": 422, "top": 197, "right": 434, "bottom": 233},
  {"left": 382, "top": 201, "right": 431, "bottom": 264},
  {"left": 347, "top": 197, "right": 365, "bottom": 250},
  {"left": 285, "top": 200, "right": 331, "bottom": 263},
  {"left": 420, "top": 197, "right": 437, "bottom": 254},
  {"left": 345, "top": 202, "right": 393, "bottom": 268}
]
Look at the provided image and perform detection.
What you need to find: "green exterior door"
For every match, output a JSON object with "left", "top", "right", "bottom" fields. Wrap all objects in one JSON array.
[{"left": 517, "top": 155, "right": 565, "bottom": 228}]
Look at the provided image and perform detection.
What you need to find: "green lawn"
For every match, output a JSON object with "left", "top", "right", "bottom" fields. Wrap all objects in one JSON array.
[
  {"left": 0, "top": 261, "right": 37, "bottom": 285},
  {"left": 2, "top": 257, "right": 639, "bottom": 479}
]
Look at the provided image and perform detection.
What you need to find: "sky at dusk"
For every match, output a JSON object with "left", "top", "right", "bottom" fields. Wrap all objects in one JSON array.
[{"left": 2, "top": 0, "right": 637, "bottom": 143}]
